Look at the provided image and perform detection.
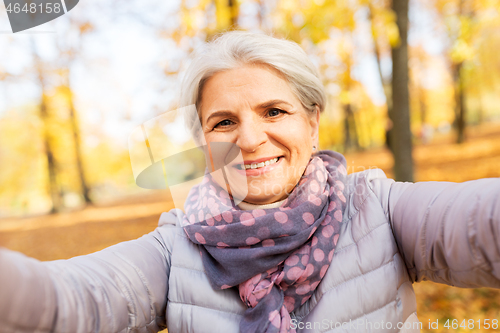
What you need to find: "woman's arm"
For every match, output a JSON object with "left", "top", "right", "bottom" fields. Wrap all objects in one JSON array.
[
  {"left": 383, "top": 178, "right": 500, "bottom": 288},
  {"left": 0, "top": 209, "right": 180, "bottom": 333}
]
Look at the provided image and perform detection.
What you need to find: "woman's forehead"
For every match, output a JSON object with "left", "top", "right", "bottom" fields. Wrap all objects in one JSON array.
[{"left": 199, "top": 65, "right": 300, "bottom": 118}]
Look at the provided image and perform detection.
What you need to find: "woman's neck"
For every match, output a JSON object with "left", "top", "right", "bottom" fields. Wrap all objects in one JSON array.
[{"left": 237, "top": 198, "right": 287, "bottom": 210}]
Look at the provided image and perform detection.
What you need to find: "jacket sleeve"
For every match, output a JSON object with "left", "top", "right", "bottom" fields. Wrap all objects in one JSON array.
[
  {"left": 0, "top": 209, "right": 182, "bottom": 333},
  {"left": 378, "top": 177, "right": 500, "bottom": 288}
]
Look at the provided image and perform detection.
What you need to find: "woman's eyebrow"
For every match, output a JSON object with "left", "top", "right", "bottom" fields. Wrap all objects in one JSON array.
[
  {"left": 257, "top": 99, "right": 292, "bottom": 109},
  {"left": 206, "top": 110, "right": 233, "bottom": 124}
]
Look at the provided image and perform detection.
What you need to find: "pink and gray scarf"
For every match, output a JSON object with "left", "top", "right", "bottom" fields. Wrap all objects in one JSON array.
[{"left": 182, "top": 150, "right": 347, "bottom": 333}]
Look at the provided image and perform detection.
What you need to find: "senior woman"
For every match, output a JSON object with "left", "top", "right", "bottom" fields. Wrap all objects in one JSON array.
[{"left": 1, "top": 31, "right": 500, "bottom": 333}]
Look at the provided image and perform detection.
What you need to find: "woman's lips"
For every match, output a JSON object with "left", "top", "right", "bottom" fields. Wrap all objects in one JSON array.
[
  {"left": 233, "top": 156, "right": 284, "bottom": 176},
  {"left": 241, "top": 155, "right": 282, "bottom": 165}
]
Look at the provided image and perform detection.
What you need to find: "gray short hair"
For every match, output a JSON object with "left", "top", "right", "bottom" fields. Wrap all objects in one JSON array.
[{"left": 179, "top": 31, "right": 326, "bottom": 142}]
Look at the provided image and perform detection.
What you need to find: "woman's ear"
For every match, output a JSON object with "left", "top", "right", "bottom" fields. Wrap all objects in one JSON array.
[{"left": 310, "top": 105, "right": 320, "bottom": 148}]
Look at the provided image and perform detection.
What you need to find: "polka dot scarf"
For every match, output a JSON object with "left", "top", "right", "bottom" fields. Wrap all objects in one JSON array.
[{"left": 182, "top": 150, "right": 347, "bottom": 333}]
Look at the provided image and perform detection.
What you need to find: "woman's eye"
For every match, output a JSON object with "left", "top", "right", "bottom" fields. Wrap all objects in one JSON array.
[
  {"left": 267, "top": 108, "right": 285, "bottom": 117},
  {"left": 215, "top": 119, "right": 234, "bottom": 128}
]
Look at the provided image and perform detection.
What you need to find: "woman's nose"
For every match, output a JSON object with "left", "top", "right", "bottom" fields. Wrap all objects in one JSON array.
[{"left": 236, "top": 117, "right": 267, "bottom": 152}]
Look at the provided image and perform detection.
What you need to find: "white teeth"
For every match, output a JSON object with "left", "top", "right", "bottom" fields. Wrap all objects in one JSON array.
[{"left": 242, "top": 157, "right": 279, "bottom": 170}]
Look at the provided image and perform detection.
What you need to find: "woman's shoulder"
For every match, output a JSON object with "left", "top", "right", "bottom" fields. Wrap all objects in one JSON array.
[
  {"left": 346, "top": 167, "right": 389, "bottom": 186},
  {"left": 142, "top": 208, "right": 186, "bottom": 257},
  {"left": 343, "top": 168, "right": 401, "bottom": 222},
  {"left": 345, "top": 168, "right": 392, "bottom": 200},
  {"left": 158, "top": 208, "right": 185, "bottom": 228}
]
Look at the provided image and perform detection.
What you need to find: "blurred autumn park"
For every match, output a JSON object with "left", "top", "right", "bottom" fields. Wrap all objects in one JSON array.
[{"left": 1, "top": 0, "right": 500, "bottom": 331}]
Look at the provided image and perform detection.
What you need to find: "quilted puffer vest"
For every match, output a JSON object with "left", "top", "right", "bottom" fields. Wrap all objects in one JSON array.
[{"left": 164, "top": 169, "right": 421, "bottom": 333}]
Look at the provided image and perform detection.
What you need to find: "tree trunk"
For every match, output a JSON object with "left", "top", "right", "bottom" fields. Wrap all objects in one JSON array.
[
  {"left": 40, "top": 94, "right": 63, "bottom": 213},
  {"left": 419, "top": 87, "right": 426, "bottom": 125},
  {"left": 453, "top": 61, "right": 466, "bottom": 143},
  {"left": 452, "top": 0, "right": 470, "bottom": 143},
  {"left": 390, "top": 0, "right": 414, "bottom": 182},
  {"left": 368, "top": 3, "right": 393, "bottom": 152},
  {"left": 67, "top": 85, "right": 92, "bottom": 204},
  {"left": 215, "top": 0, "right": 239, "bottom": 30},
  {"left": 32, "top": 39, "right": 63, "bottom": 213},
  {"left": 228, "top": 0, "right": 238, "bottom": 28},
  {"left": 343, "top": 103, "right": 357, "bottom": 152}
]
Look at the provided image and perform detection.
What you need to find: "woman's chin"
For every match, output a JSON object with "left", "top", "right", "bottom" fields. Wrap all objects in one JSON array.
[{"left": 242, "top": 191, "right": 289, "bottom": 206}]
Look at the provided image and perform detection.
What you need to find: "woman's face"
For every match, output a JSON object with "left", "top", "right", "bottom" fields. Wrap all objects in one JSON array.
[{"left": 199, "top": 64, "right": 320, "bottom": 205}]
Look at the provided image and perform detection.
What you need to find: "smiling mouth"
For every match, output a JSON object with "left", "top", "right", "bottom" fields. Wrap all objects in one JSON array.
[{"left": 235, "top": 157, "right": 282, "bottom": 170}]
